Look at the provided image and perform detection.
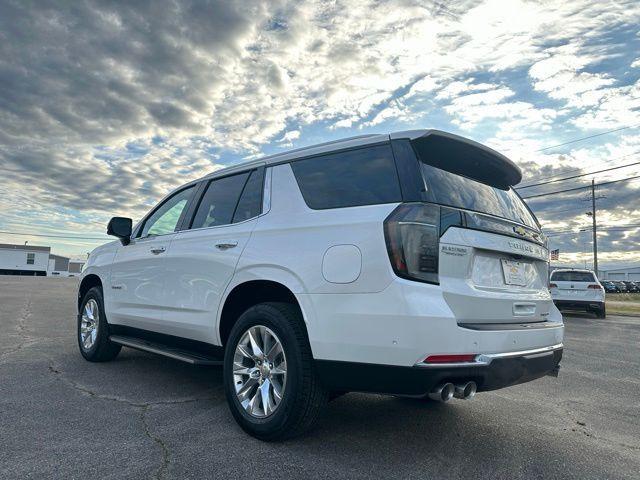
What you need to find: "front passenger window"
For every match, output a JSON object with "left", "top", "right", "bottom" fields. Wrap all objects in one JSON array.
[{"left": 140, "top": 186, "right": 195, "bottom": 238}]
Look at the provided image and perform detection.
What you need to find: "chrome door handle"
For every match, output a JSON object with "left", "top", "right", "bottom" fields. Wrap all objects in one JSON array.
[
  {"left": 215, "top": 242, "right": 238, "bottom": 250},
  {"left": 150, "top": 247, "right": 166, "bottom": 254}
]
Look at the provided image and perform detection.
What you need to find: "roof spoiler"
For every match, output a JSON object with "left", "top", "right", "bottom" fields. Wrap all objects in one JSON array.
[{"left": 404, "top": 130, "right": 522, "bottom": 190}]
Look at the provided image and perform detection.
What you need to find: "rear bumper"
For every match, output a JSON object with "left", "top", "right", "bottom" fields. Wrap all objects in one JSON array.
[
  {"left": 316, "top": 344, "right": 563, "bottom": 395},
  {"left": 554, "top": 299, "right": 604, "bottom": 311},
  {"left": 302, "top": 278, "right": 564, "bottom": 367}
]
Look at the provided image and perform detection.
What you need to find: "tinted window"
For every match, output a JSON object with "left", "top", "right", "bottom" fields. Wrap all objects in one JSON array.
[
  {"left": 140, "top": 186, "right": 195, "bottom": 237},
  {"left": 421, "top": 163, "right": 537, "bottom": 228},
  {"left": 191, "top": 172, "right": 249, "bottom": 229},
  {"left": 233, "top": 168, "right": 264, "bottom": 223},
  {"left": 291, "top": 145, "right": 402, "bottom": 209},
  {"left": 550, "top": 271, "right": 595, "bottom": 282}
]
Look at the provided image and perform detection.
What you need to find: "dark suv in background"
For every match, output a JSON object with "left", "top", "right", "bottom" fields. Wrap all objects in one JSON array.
[{"left": 602, "top": 281, "right": 619, "bottom": 293}]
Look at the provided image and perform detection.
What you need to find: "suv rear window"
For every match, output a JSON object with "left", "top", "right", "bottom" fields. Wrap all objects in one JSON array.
[
  {"left": 291, "top": 144, "right": 402, "bottom": 209},
  {"left": 420, "top": 163, "right": 537, "bottom": 228},
  {"left": 550, "top": 271, "right": 595, "bottom": 282}
]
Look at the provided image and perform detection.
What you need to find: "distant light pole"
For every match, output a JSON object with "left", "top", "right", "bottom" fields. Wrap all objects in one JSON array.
[
  {"left": 584, "top": 179, "right": 601, "bottom": 276},
  {"left": 579, "top": 229, "right": 590, "bottom": 269}
]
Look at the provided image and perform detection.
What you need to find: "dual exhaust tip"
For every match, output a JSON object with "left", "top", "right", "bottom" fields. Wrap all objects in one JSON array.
[{"left": 428, "top": 381, "right": 477, "bottom": 402}]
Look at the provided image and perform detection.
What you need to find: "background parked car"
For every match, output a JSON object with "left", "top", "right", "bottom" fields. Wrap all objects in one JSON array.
[
  {"left": 549, "top": 269, "right": 605, "bottom": 318},
  {"left": 613, "top": 281, "right": 628, "bottom": 293},
  {"left": 623, "top": 281, "right": 640, "bottom": 293},
  {"left": 602, "top": 281, "right": 620, "bottom": 293}
]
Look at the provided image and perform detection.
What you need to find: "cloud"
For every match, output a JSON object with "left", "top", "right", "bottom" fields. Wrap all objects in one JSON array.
[
  {"left": 277, "top": 129, "right": 300, "bottom": 146},
  {"left": 527, "top": 42, "right": 640, "bottom": 130},
  {"left": 0, "top": 0, "right": 639, "bottom": 262}
]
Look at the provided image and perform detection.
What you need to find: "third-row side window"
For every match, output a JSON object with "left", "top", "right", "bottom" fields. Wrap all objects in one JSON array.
[
  {"left": 233, "top": 169, "right": 264, "bottom": 223},
  {"left": 290, "top": 144, "right": 402, "bottom": 209}
]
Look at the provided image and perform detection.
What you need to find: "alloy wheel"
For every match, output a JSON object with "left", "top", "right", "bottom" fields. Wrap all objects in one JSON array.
[
  {"left": 80, "top": 299, "right": 99, "bottom": 350},
  {"left": 233, "top": 325, "right": 287, "bottom": 418}
]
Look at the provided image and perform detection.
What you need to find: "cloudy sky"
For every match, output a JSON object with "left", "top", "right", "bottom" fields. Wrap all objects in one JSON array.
[{"left": 0, "top": 0, "right": 639, "bottom": 268}]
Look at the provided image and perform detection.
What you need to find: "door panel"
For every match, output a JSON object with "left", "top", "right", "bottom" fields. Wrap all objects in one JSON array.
[
  {"left": 160, "top": 220, "right": 257, "bottom": 341},
  {"left": 107, "top": 184, "right": 197, "bottom": 329},
  {"left": 108, "top": 235, "right": 175, "bottom": 328},
  {"left": 158, "top": 167, "right": 265, "bottom": 342}
]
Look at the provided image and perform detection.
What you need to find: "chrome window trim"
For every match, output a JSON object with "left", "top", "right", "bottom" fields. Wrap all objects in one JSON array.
[
  {"left": 414, "top": 343, "right": 563, "bottom": 368},
  {"left": 132, "top": 164, "right": 269, "bottom": 239},
  {"left": 262, "top": 167, "right": 272, "bottom": 214},
  {"left": 175, "top": 166, "right": 269, "bottom": 235},
  {"left": 174, "top": 214, "right": 261, "bottom": 235}
]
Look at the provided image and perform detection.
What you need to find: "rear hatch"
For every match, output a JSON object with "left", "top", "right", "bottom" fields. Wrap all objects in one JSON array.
[
  {"left": 386, "top": 132, "right": 551, "bottom": 325},
  {"left": 439, "top": 222, "right": 551, "bottom": 324}
]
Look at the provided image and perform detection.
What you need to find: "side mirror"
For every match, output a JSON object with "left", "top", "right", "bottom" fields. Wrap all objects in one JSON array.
[{"left": 107, "top": 217, "right": 132, "bottom": 245}]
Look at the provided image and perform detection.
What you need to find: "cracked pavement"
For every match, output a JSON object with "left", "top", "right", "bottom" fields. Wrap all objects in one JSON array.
[{"left": 1, "top": 277, "right": 639, "bottom": 479}]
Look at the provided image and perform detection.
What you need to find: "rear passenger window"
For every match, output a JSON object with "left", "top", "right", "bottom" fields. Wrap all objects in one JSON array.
[
  {"left": 290, "top": 144, "right": 402, "bottom": 209},
  {"left": 233, "top": 168, "right": 264, "bottom": 223},
  {"left": 191, "top": 172, "right": 249, "bottom": 229}
]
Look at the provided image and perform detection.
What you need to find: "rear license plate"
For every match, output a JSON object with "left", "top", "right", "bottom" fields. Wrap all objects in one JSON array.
[
  {"left": 501, "top": 259, "right": 527, "bottom": 286},
  {"left": 562, "top": 289, "right": 580, "bottom": 295}
]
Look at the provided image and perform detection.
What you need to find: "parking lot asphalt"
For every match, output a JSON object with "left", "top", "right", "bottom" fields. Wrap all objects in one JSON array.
[{"left": 1, "top": 277, "right": 639, "bottom": 479}]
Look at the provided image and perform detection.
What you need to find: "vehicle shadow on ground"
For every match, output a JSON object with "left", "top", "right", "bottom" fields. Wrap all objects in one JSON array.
[{"left": 50, "top": 346, "right": 606, "bottom": 479}]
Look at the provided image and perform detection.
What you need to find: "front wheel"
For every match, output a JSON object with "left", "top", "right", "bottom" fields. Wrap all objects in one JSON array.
[
  {"left": 223, "top": 302, "right": 328, "bottom": 441},
  {"left": 77, "top": 286, "right": 121, "bottom": 362}
]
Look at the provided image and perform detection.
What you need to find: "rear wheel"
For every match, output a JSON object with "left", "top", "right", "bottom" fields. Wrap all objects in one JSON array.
[
  {"left": 77, "top": 287, "right": 121, "bottom": 362},
  {"left": 223, "top": 302, "right": 328, "bottom": 441},
  {"left": 596, "top": 305, "right": 606, "bottom": 319}
]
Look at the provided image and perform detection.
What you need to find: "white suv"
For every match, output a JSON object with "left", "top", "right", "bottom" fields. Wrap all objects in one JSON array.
[
  {"left": 549, "top": 269, "right": 605, "bottom": 318},
  {"left": 77, "top": 129, "right": 564, "bottom": 440}
]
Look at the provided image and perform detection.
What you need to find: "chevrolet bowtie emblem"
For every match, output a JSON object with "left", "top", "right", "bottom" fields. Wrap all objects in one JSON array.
[{"left": 513, "top": 226, "right": 527, "bottom": 236}]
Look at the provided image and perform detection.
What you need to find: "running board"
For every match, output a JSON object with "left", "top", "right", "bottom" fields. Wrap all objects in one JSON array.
[{"left": 109, "top": 335, "right": 223, "bottom": 366}]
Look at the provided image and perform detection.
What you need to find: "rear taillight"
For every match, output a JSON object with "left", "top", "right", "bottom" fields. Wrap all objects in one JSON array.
[
  {"left": 549, "top": 283, "right": 558, "bottom": 288},
  {"left": 384, "top": 203, "right": 440, "bottom": 284},
  {"left": 588, "top": 284, "right": 602, "bottom": 289},
  {"left": 424, "top": 354, "right": 477, "bottom": 363}
]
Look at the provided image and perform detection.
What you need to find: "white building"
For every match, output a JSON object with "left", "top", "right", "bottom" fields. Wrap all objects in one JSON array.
[
  {"left": 48, "top": 254, "right": 85, "bottom": 277},
  {"left": 0, "top": 243, "right": 51, "bottom": 276},
  {"left": 0, "top": 243, "right": 85, "bottom": 277},
  {"left": 600, "top": 265, "right": 640, "bottom": 281},
  {"left": 68, "top": 259, "right": 85, "bottom": 276},
  {"left": 48, "top": 254, "right": 70, "bottom": 276}
]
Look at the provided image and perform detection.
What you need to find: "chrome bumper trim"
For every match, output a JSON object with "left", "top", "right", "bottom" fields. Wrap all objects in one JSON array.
[{"left": 414, "top": 343, "right": 564, "bottom": 368}]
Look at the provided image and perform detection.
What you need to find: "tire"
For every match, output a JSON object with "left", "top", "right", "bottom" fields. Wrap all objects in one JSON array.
[
  {"left": 77, "top": 286, "right": 121, "bottom": 362},
  {"left": 596, "top": 305, "right": 606, "bottom": 319},
  {"left": 223, "top": 302, "right": 328, "bottom": 441}
]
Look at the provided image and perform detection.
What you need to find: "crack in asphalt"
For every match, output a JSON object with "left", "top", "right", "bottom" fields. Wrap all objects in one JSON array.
[
  {"left": 46, "top": 357, "right": 216, "bottom": 479},
  {"left": 0, "top": 294, "right": 35, "bottom": 360},
  {"left": 47, "top": 362, "right": 211, "bottom": 407},
  {"left": 141, "top": 405, "right": 171, "bottom": 480}
]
